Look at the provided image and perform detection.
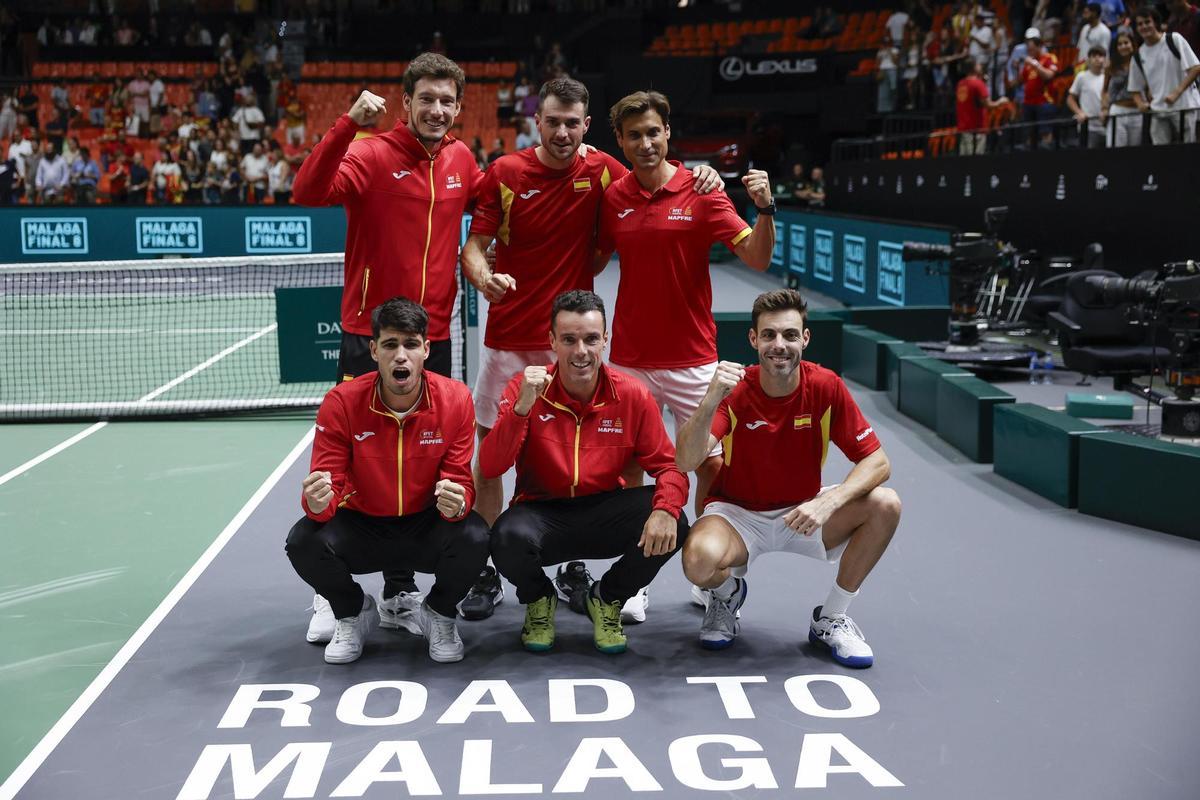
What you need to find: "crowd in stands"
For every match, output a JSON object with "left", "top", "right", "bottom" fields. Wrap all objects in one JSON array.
[{"left": 875, "top": 0, "right": 1200, "bottom": 150}]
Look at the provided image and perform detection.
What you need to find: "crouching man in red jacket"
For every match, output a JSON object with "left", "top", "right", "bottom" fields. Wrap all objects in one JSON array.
[
  {"left": 480, "top": 290, "right": 690, "bottom": 655},
  {"left": 286, "top": 297, "right": 489, "bottom": 665}
]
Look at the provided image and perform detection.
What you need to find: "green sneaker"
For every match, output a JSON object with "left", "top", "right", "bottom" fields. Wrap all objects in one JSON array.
[
  {"left": 586, "top": 589, "right": 627, "bottom": 654},
  {"left": 521, "top": 594, "right": 557, "bottom": 652}
]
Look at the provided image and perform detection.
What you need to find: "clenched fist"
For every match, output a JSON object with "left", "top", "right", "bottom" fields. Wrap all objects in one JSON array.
[
  {"left": 434, "top": 478, "right": 467, "bottom": 518},
  {"left": 348, "top": 90, "right": 387, "bottom": 127},
  {"left": 741, "top": 169, "right": 773, "bottom": 209},
  {"left": 514, "top": 365, "right": 552, "bottom": 416},
  {"left": 302, "top": 470, "right": 334, "bottom": 514},
  {"left": 706, "top": 360, "right": 745, "bottom": 403}
]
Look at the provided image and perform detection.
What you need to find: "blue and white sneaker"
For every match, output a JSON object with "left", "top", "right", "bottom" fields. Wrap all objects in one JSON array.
[
  {"left": 808, "top": 606, "right": 874, "bottom": 668},
  {"left": 699, "top": 578, "right": 748, "bottom": 650}
]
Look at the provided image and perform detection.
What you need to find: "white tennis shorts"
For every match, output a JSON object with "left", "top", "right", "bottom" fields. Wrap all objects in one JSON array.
[
  {"left": 701, "top": 491, "right": 848, "bottom": 578},
  {"left": 473, "top": 345, "right": 556, "bottom": 429},
  {"left": 618, "top": 362, "right": 722, "bottom": 458}
]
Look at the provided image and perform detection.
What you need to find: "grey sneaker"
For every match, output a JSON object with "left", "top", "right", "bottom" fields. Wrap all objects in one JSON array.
[
  {"left": 324, "top": 595, "right": 375, "bottom": 664},
  {"left": 306, "top": 594, "right": 335, "bottom": 644},
  {"left": 418, "top": 602, "right": 465, "bottom": 663},
  {"left": 699, "top": 578, "right": 747, "bottom": 650},
  {"left": 378, "top": 590, "right": 424, "bottom": 635}
]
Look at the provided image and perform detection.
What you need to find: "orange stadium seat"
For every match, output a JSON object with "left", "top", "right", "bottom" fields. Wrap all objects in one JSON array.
[{"left": 32, "top": 63, "right": 50, "bottom": 78}]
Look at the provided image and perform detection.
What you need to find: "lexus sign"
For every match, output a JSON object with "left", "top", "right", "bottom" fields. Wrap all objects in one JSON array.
[{"left": 712, "top": 55, "right": 823, "bottom": 93}]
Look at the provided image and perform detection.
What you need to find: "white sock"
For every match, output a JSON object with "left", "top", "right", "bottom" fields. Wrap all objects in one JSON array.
[
  {"left": 711, "top": 575, "right": 738, "bottom": 600},
  {"left": 822, "top": 583, "right": 858, "bottom": 619}
]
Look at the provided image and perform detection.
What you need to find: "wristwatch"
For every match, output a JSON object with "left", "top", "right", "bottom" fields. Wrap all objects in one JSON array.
[{"left": 756, "top": 200, "right": 777, "bottom": 216}]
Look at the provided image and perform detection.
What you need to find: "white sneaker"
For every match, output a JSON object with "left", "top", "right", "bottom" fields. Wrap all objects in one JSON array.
[
  {"left": 700, "top": 578, "right": 747, "bottom": 650},
  {"left": 418, "top": 602, "right": 465, "bottom": 663},
  {"left": 620, "top": 587, "right": 650, "bottom": 624},
  {"left": 690, "top": 584, "right": 709, "bottom": 609},
  {"left": 378, "top": 590, "right": 424, "bottom": 635},
  {"left": 324, "top": 595, "right": 375, "bottom": 664},
  {"left": 306, "top": 594, "right": 335, "bottom": 644},
  {"left": 808, "top": 606, "right": 874, "bottom": 668}
]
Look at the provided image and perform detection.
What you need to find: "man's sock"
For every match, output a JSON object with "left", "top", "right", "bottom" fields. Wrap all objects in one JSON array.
[
  {"left": 711, "top": 575, "right": 738, "bottom": 600},
  {"left": 821, "top": 582, "right": 858, "bottom": 619}
]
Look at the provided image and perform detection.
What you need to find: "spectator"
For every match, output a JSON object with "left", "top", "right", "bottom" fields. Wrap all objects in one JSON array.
[
  {"left": 23, "top": 136, "right": 43, "bottom": 203},
  {"left": 497, "top": 81, "right": 514, "bottom": 120},
  {"left": 148, "top": 70, "right": 166, "bottom": 114},
  {"left": 887, "top": 7, "right": 911, "bottom": 45},
  {"left": 957, "top": 56, "right": 1007, "bottom": 154},
  {"left": 240, "top": 141, "right": 269, "bottom": 202},
  {"left": 115, "top": 18, "right": 139, "bottom": 46},
  {"left": 128, "top": 151, "right": 150, "bottom": 204},
  {"left": 0, "top": 91, "right": 16, "bottom": 141},
  {"left": 1069, "top": 46, "right": 1109, "bottom": 147},
  {"left": 1018, "top": 27, "right": 1060, "bottom": 149},
  {"left": 177, "top": 110, "right": 198, "bottom": 142},
  {"left": 876, "top": 33, "right": 901, "bottom": 113},
  {"left": 487, "top": 137, "right": 505, "bottom": 164},
  {"left": 6, "top": 129, "right": 34, "bottom": 189},
  {"left": 798, "top": 166, "right": 826, "bottom": 208},
  {"left": 152, "top": 150, "right": 183, "bottom": 204},
  {"left": 1129, "top": 7, "right": 1200, "bottom": 144},
  {"left": 1077, "top": 3, "right": 1113, "bottom": 65},
  {"left": 108, "top": 152, "right": 129, "bottom": 204},
  {"left": 220, "top": 161, "right": 243, "bottom": 204},
  {"left": 1102, "top": 31, "right": 1142, "bottom": 145},
  {"left": 815, "top": 6, "right": 844, "bottom": 37},
  {"left": 203, "top": 162, "right": 223, "bottom": 205},
  {"left": 0, "top": 155, "right": 15, "bottom": 205},
  {"left": 51, "top": 81, "right": 70, "bottom": 114},
  {"left": 1167, "top": 0, "right": 1200, "bottom": 60},
  {"left": 44, "top": 105, "right": 70, "bottom": 149},
  {"left": 61, "top": 135, "right": 80, "bottom": 166},
  {"left": 901, "top": 27, "right": 926, "bottom": 110},
  {"left": 269, "top": 149, "right": 292, "bottom": 204},
  {"left": 128, "top": 69, "right": 152, "bottom": 137},
  {"left": 70, "top": 146, "right": 100, "bottom": 204},
  {"left": 1097, "top": 0, "right": 1126, "bottom": 27},
  {"left": 18, "top": 84, "right": 39, "bottom": 130},
  {"left": 78, "top": 18, "right": 97, "bottom": 46},
  {"left": 232, "top": 92, "right": 265, "bottom": 153},
  {"left": 514, "top": 117, "right": 538, "bottom": 149},
  {"left": 86, "top": 79, "right": 108, "bottom": 127},
  {"left": 968, "top": 11, "right": 996, "bottom": 71},
  {"left": 35, "top": 143, "right": 69, "bottom": 204},
  {"left": 196, "top": 79, "right": 219, "bottom": 123},
  {"left": 779, "top": 162, "right": 807, "bottom": 204},
  {"left": 284, "top": 97, "right": 306, "bottom": 146},
  {"left": 182, "top": 149, "right": 205, "bottom": 203}
]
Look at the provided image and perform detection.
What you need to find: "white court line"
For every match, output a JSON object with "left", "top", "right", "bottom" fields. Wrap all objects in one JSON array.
[
  {"left": 0, "top": 422, "right": 108, "bottom": 488},
  {"left": 0, "top": 425, "right": 315, "bottom": 800},
  {"left": 0, "top": 323, "right": 278, "bottom": 487}
]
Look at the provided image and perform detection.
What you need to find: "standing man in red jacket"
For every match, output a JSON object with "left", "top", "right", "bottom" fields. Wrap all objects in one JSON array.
[
  {"left": 292, "top": 52, "right": 480, "bottom": 382},
  {"left": 285, "top": 297, "right": 489, "bottom": 665},
  {"left": 479, "top": 290, "right": 690, "bottom": 655},
  {"left": 292, "top": 52, "right": 481, "bottom": 611}
]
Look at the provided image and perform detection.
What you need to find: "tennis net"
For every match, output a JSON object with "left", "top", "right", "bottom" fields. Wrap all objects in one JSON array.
[{"left": 0, "top": 253, "right": 468, "bottom": 421}]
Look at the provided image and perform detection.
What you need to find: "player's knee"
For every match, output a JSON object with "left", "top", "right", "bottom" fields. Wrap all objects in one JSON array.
[
  {"left": 871, "top": 487, "right": 902, "bottom": 525},
  {"left": 457, "top": 511, "right": 492, "bottom": 555},
  {"left": 284, "top": 516, "right": 327, "bottom": 557},
  {"left": 490, "top": 507, "right": 539, "bottom": 562},
  {"left": 681, "top": 530, "right": 722, "bottom": 581}
]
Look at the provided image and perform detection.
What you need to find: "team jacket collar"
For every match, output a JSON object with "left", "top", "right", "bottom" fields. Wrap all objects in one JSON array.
[
  {"left": 368, "top": 374, "right": 432, "bottom": 419},
  {"left": 391, "top": 120, "right": 455, "bottom": 162},
  {"left": 541, "top": 362, "right": 620, "bottom": 416}
]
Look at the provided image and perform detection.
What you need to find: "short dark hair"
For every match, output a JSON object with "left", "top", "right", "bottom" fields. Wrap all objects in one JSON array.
[
  {"left": 539, "top": 77, "right": 589, "bottom": 113},
  {"left": 609, "top": 90, "right": 671, "bottom": 136},
  {"left": 1085, "top": 2, "right": 1101, "bottom": 14},
  {"left": 550, "top": 290, "right": 606, "bottom": 331},
  {"left": 403, "top": 52, "right": 465, "bottom": 100},
  {"left": 751, "top": 288, "right": 809, "bottom": 330},
  {"left": 1135, "top": 7, "right": 1164, "bottom": 26},
  {"left": 1088, "top": 45, "right": 1107, "bottom": 57},
  {"left": 372, "top": 296, "right": 428, "bottom": 339}
]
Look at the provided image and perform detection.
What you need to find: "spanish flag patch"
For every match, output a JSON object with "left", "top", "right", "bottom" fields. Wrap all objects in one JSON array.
[
  {"left": 794, "top": 414, "right": 813, "bottom": 429},
  {"left": 573, "top": 178, "right": 592, "bottom": 192}
]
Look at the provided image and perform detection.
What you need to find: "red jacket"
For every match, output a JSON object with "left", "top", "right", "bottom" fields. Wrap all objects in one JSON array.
[
  {"left": 292, "top": 116, "right": 481, "bottom": 340},
  {"left": 303, "top": 370, "right": 476, "bottom": 522},
  {"left": 479, "top": 364, "right": 688, "bottom": 518}
]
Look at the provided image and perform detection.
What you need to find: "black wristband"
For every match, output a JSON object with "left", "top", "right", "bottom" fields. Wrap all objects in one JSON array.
[{"left": 755, "top": 201, "right": 777, "bottom": 216}]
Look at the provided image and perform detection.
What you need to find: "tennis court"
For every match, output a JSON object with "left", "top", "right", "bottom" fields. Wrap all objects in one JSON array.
[{"left": 2, "top": 264, "right": 1198, "bottom": 800}]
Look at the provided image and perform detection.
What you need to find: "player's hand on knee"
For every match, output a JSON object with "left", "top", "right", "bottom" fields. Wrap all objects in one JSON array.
[
  {"left": 303, "top": 470, "right": 334, "bottom": 514},
  {"left": 514, "top": 366, "right": 551, "bottom": 415},
  {"left": 638, "top": 509, "right": 678, "bottom": 557},
  {"left": 708, "top": 361, "right": 745, "bottom": 402},
  {"left": 481, "top": 271, "right": 516, "bottom": 303},
  {"left": 741, "top": 169, "right": 773, "bottom": 207},
  {"left": 348, "top": 90, "right": 387, "bottom": 126},
  {"left": 691, "top": 163, "right": 725, "bottom": 194},
  {"left": 434, "top": 479, "right": 467, "bottom": 518}
]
